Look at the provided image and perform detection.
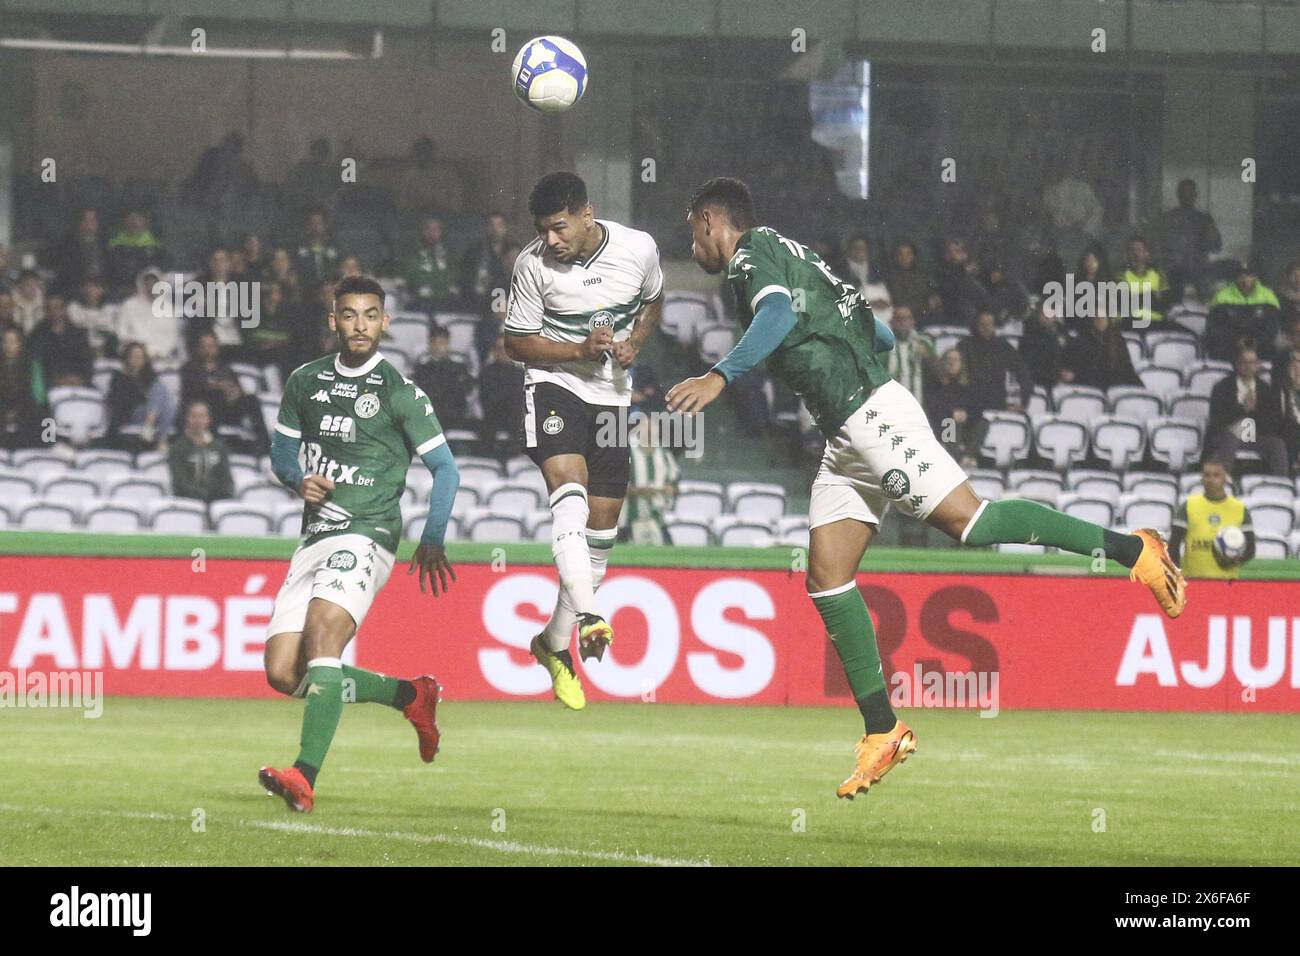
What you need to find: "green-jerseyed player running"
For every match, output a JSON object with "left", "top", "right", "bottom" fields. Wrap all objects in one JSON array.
[
  {"left": 257, "top": 275, "right": 460, "bottom": 813},
  {"left": 667, "top": 178, "right": 1188, "bottom": 800}
]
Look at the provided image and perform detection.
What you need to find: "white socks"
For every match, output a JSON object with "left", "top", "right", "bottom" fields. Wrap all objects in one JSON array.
[
  {"left": 549, "top": 482, "right": 596, "bottom": 616},
  {"left": 542, "top": 504, "right": 617, "bottom": 653}
]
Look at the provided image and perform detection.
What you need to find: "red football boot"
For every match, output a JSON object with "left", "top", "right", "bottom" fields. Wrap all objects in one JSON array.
[
  {"left": 403, "top": 675, "right": 443, "bottom": 763},
  {"left": 258, "top": 766, "right": 314, "bottom": 813}
]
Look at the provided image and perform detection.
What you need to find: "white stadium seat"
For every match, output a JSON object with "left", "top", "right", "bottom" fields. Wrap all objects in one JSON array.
[
  {"left": 0, "top": 475, "right": 37, "bottom": 500},
  {"left": 210, "top": 502, "right": 274, "bottom": 535},
  {"left": 1184, "top": 363, "right": 1229, "bottom": 398},
  {"left": 19, "top": 500, "right": 78, "bottom": 531},
  {"left": 83, "top": 501, "right": 145, "bottom": 533},
  {"left": 1033, "top": 415, "right": 1089, "bottom": 471},
  {"left": 41, "top": 475, "right": 101, "bottom": 503},
  {"left": 1120, "top": 497, "right": 1175, "bottom": 536},
  {"left": 1147, "top": 332, "right": 1200, "bottom": 369},
  {"left": 1240, "top": 476, "right": 1293, "bottom": 505},
  {"left": 1165, "top": 389, "right": 1210, "bottom": 424},
  {"left": 966, "top": 469, "right": 1005, "bottom": 501},
  {"left": 107, "top": 475, "right": 168, "bottom": 503},
  {"left": 1067, "top": 469, "right": 1122, "bottom": 502},
  {"left": 980, "top": 411, "right": 1032, "bottom": 469},
  {"left": 1052, "top": 385, "right": 1106, "bottom": 425},
  {"left": 1008, "top": 469, "right": 1064, "bottom": 504},
  {"left": 1090, "top": 416, "right": 1146, "bottom": 470},
  {"left": 240, "top": 482, "right": 294, "bottom": 508},
  {"left": 698, "top": 325, "right": 737, "bottom": 365},
  {"left": 775, "top": 515, "right": 810, "bottom": 548},
  {"left": 1148, "top": 417, "right": 1202, "bottom": 472},
  {"left": 673, "top": 480, "right": 726, "bottom": 521},
  {"left": 1137, "top": 365, "right": 1183, "bottom": 399},
  {"left": 666, "top": 520, "right": 712, "bottom": 546},
  {"left": 1107, "top": 386, "right": 1162, "bottom": 422},
  {"left": 385, "top": 316, "right": 430, "bottom": 357},
  {"left": 1058, "top": 493, "right": 1115, "bottom": 528},
  {"left": 464, "top": 509, "right": 525, "bottom": 542},
  {"left": 451, "top": 485, "right": 480, "bottom": 517},
  {"left": 661, "top": 292, "right": 716, "bottom": 348},
  {"left": 1247, "top": 502, "right": 1293, "bottom": 537},
  {"left": 487, "top": 483, "right": 544, "bottom": 514},
  {"left": 713, "top": 516, "right": 774, "bottom": 547},
  {"left": 275, "top": 501, "right": 303, "bottom": 537},
  {"left": 1254, "top": 532, "right": 1288, "bottom": 560},
  {"left": 51, "top": 395, "right": 106, "bottom": 446},
  {"left": 146, "top": 498, "right": 208, "bottom": 533}
]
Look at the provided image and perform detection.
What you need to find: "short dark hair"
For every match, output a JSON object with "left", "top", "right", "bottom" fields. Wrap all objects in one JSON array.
[
  {"left": 332, "top": 274, "right": 385, "bottom": 307},
  {"left": 528, "top": 172, "right": 588, "bottom": 219},
  {"left": 687, "top": 177, "right": 754, "bottom": 231}
]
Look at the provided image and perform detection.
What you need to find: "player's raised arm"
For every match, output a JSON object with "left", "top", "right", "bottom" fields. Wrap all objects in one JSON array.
[
  {"left": 613, "top": 237, "right": 665, "bottom": 369},
  {"left": 502, "top": 247, "right": 612, "bottom": 364},
  {"left": 667, "top": 289, "right": 796, "bottom": 413}
]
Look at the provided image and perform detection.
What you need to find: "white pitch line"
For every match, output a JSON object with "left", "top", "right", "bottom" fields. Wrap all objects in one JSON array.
[{"left": 0, "top": 803, "right": 714, "bottom": 867}]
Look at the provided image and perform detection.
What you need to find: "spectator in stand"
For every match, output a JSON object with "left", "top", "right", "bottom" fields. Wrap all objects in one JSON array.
[
  {"left": 168, "top": 399, "right": 235, "bottom": 504},
  {"left": 392, "top": 136, "right": 470, "bottom": 216},
  {"left": 268, "top": 247, "right": 303, "bottom": 309},
  {"left": 106, "top": 342, "right": 175, "bottom": 452},
  {"left": 115, "top": 270, "right": 179, "bottom": 363},
  {"left": 1208, "top": 341, "right": 1288, "bottom": 476},
  {"left": 1076, "top": 243, "right": 1113, "bottom": 285},
  {"left": 1275, "top": 349, "right": 1300, "bottom": 472},
  {"left": 981, "top": 261, "right": 1029, "bottom": 323},
  {"left": 0, "top": 326, "right": 48, "bottom": 449},
  {"left": 193, "top": 248, "right": 245, "bottom": 358},
  {"left": 1060, "top": 312, "right": 1142, "bottom": 390},
  {"left": 206, "top": 371, "right": 270, "bottom": 455},
  {"left": 12, "top": 270, "right": 45, "bottom": 333},
  {"left": 886, "top": 239, "right": 932, "bottom": 318},
  {"left": 475, "top": 240, "right": 521, "bottom": 364},
  {"left": 184, "top": 131, "right": 258, "bottom": 211},
  {"left": 28, "top": 292, "right": 93, "bottom": 387},
  {"left": 412, "top": 326, "right": 473, "bottom": 431},
  {"left": 244, "top": 281, "right": 295, "bottom": 383},
  {"left": 1020, "top": 300, "right": 1066, "bottom": 390},
  {"left": 958, "top": 310, "right": 1030, "bottom": 412},
  {"left": 624, "top": 418, "right": 681, "bottom": 546},
  {"left": 886, "top": 305, "right": 934, "bottom": 405},
  {"left": 106, "top": 210, "right": 167, "bottom": 298},
  {"left": 926, "top": 348, "right": 986, "bottom": 469},
  {"left": 68, "top": 274, "right": 116, "bottom": 357},
  {"left": 459, "top": 211, "right": 512, "bottom": 310},
  {"left": 46, "top": 207, "right": 106, "bottom": 294},
  {"left": 1277, "top": 259, "right": 1300, "bottom": 335},
  {"left": 181, "top": 332, "right": 234, "bottom": 410},
  {"left": 970, "top": 201, "right": 1018, "bottom": 282},
  {"left": 0, "top": 284, "right": 15, "bottom": 330},
  {"left": 843, "top": 235, "right": 892, "bottom": 322},
  {"left": 335, "top": 255, "right": 363, "bottom": 281},
  {"left": 286, "top": 137, "right": 338, "bottom": 213},
  {"left": 811, "top": 236, "right": 849, "bottom": 280},
  {"left": 1157, "top": 179, "right": 1222, "bottom": 298},
  {"left": 401, "top": 216, "right": 458, "bottom": 313},
  {"left": 1207, "top": 260, "right": 1282, "bottom": 362},
  {"left": 1117, "top": 236, "right": 1170, "bottom": 328},
  {"left": 292, "top": 279, "right": 336, "bottom": 368},
  {"left": 917, "top": 290, "right": 951, "bottom": 329},
  {"left": 937, "top": 237, "right": 993, "bottom": 326},
  {"left": 1043, "top": 159, "right": 1103, "bottom": 258},
  {"left": 478, "top": 335, "right": 523, "bottom": 456},
  {"left": 293, "top": 207, "right": 340, "bottom": 290},
  {"left": 237, "top": 233, "right": 267, "bottom": 283}
]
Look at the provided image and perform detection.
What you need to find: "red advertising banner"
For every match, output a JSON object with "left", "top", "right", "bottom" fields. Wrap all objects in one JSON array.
[{"left": 1, "top": 555, "right": 1297, "bottom": 712}]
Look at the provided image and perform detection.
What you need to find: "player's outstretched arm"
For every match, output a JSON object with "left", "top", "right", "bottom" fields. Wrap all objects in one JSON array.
[
  {"left": 667, "top": 290, "right": 796, "bottom": 414},
  {"left": 407, "top": 442, "right": 459, "bottom": 597}
]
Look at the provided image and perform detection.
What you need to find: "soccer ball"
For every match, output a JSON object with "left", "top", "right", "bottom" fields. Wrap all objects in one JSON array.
[
  {"left": 512, "top": 36, "right": 587, "bottom": 113},
  {"left": 1213, "top": 525, "right": 1247, "bottom": 564}
]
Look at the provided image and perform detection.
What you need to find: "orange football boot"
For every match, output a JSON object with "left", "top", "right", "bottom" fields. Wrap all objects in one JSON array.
[
  {"left": 1129, "top": 528, "right": 1187, "bottom": 618},
  {"left": 836, "top": 721, "right": 917, "bottom": 800}
]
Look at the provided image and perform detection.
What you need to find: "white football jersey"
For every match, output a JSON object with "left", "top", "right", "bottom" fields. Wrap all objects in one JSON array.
[{"left": 505, "top": 218, "right": 663, "bottom": 406}]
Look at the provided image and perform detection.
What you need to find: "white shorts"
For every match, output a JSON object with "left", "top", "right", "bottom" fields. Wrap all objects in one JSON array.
[
  {"left": 265, "top": 533, "right": 396, "bottom": 637},
  {"left": 809, "top": 379, "right": 969, "bottom": 530}
]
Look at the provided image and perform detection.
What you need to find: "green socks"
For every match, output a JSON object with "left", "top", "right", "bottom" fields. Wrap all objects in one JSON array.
[
  {"left": 962, "top": 498, "right": 1144, "bottom": 568},
  {"left": 295, "top": 658, "right": 345, "bottom": 775},
  {"left": 341, "top": 664, "right": 405, "bottom": 707},
  {"left": 811, "top": 583, "right": 897, "bottom": 735}
]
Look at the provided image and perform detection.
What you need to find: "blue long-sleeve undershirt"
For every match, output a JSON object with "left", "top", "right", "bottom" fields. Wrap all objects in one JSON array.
[
  {"left": 711, "top": 292, "right": 895, "bottom": 384},
  {"left": 270, "top": 431, "right": 460, "bottom": 548}
]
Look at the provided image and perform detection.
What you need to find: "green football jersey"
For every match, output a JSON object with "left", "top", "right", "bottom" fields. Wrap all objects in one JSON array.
[
  {"left": 726, "top": 226, "right": 892, "bottom": 436},
  {"left": 275, "top": 350, "right": 445, "bottom": 550}
]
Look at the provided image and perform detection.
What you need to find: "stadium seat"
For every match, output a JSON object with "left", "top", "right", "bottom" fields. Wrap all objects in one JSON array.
[
  {"left": 1178, "top": 472, "right": 1213, "bottom": 496},
  {"left": 1051, "top": 385, "right": 1106, "bottom": 425},
  {"left": 1254, "top": 532, "right": 1288, "bottom": 560},
  {"left": 134, "top": 449, "right": 167, "bottom": 470},
  {"left": 966, "top": 469, "right": 1005, "bottom": 501},
  {"left": 1125, "top": 475, "right": 1178, "bottom": 506},
  {"left": 1090, "top": 416, "right": 1146, "bottom": 470},
  {"left": 523, "top": 510, "right": 552, "bottom": 541},
  {"left": 980, "top": 411, "right": 1032, "bottom": 469},
  {"left": 13, "top": 450, "right": 74, "bottom": 473},
  {"left": 1121, "top": 332, "right": 1145, "bottom": 367},
  {"left": 441, "top": 315, "right": 479, "bottom": 358},
  {"left": 486, "top": 483, "right": 543, "bottom": 513},
  {"left": 995, "top": 542, "right": 1048, "bottom": 555},
  {"left": 275, "top": 501, "right": 303, "bottom": 537},
  {"left": 1166, "top": 303, "right": 1208, "bottom": 338},
  {"left": 241, "top": 482, "right": 294, "bottom": 508},
  {"left": 1026, "top": 385, "right": 1050, "bottom": 418},
  {"left": 661, "top": 292, "right": 716, "bottom": 348},
  {"left": 673, "top": 480, "right": 726, "bottom": 521},
  {"left": 18, "top": 499, "right": 77, "bottom": 530},
  {"left": 1184, "top": 362, "right": 1231, "bottom": 398},
  {"left": 147, "top": 498, "right": 208, "bottom": 533},
  {"left": 1058, "top": 492, "right": 1115, "bottom": 528},
  {"left": 260, "top": 399, "right": 278, "bottom": 441},
  {"left": 1165, "top": 389, "right": 1210, "bottom": 424},
  {"left": 775, "top": 515, "right": 810, "bottom": 548},
  {"left": 1066, "top": 469, "right": 1122, "bottom": 502},
  {"left": 1240, "top": 476, "right": 1293, "bottom": 504},
  {"left": 666, "top": 520, "right": 712, "bottom": 546},
  {"left": 41, "top": 475, "right": 102, "bottom": 504},
  {"left": 713, "top": 516, "right": 775, "bottom": 547},
  {"left": 450, "top": 485, "right": 480, "bottom": 517},
  {"left": 210, "top": 501, "right": 274, "bottom": 535},
  {"left": 1033, "top": 416, "right": 1089, "bottom": 471},
  {"left": 698, "top": 325, "right": 737, "bottom": 365},
  {"left": 1146, "top": 331, "right": 1200, "bottom": 368},
  {"left": 83, "top": 501, "right": 145, "bottom": 533},
  {"left": 229, "top": 362, "right": 265, "bottom": 396},
  {"left": 1007, "top": 469, "right": 1064, "bottom": 504},
  {"left": 0, "top": 474, "right": 38, "bottom": 500},
  {"left": 385, "top": 317, "right": 430, "bottom": 357},
  {"left": 464, "top": 508, "right": 525, "bottom": 542},
  {"left": 1247, "top": 501, "right": 1293, "bottom": 537},
  {"left": 107, "top": 475, "right": 168, "bottom": 503},
  {"left": 728, "top": 481, "right": 787, "bottom": 517},
  {"left": 74, "top": 453, "right": 133, "bottom": 477},
  {"left": 1107, "top": 385, "right": 1162, "bottom": 422},
  {"left": 1120, "top": 497, "right": 1175, "bottom": 535},
  {"left": 92, "top": 357, "right": 121, "bottom": 395},
  {"left": 1137, "top": 365, "right": 1183, "bottom": 399},
  {"left": 504, "top": 456, "right": 534, "bottom": 479},
  {"left": 457, "top": 462, "right": 505, "bottom": 494},
  {"left": 1148, "top": 417, "right": 1202, "bottom": 472},
  {"left": 51, "top": 395, "right": 106, "bottom": 446}
]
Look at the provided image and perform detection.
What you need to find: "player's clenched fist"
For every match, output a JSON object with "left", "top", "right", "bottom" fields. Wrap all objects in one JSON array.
[
  {"left": 580, "top": 326, "right": 614, "bottom": 360},
  {"left": 298, "top": 474, "right": 335, "bottom": 505},
  {"left": 666, "top": 371, "right": 726, "bottom": 414}
]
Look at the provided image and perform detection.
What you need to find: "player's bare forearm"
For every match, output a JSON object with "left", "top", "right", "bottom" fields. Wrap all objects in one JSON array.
[
  {"left": 629, "top": 298, "right": 662, "bottom": 352},
  {"left": 505, "top": 329, "right": 611, "bottom": 365}
]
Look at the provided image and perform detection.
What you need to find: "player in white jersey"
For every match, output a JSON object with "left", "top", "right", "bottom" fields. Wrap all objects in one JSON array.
[{"left": 505, "top": 171, "right": 664, "bottom": 709}]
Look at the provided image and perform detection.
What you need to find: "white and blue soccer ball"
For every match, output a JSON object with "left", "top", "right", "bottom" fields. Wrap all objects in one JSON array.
[
  {"left": 512, "top": 36, "right": 587, "bottom": 113},
  {"left": 1213, "top": 525, "right": 1247, "bottom": 564}
]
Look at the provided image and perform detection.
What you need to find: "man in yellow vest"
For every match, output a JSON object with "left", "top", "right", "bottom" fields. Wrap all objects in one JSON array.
[{"left": 1170, "top": 457, "right": 1255, "bottom": 578}]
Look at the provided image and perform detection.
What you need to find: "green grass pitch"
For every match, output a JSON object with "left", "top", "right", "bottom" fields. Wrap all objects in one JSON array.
[{"left": 2, "top": 698, "right": 1297, "bottom": 866}]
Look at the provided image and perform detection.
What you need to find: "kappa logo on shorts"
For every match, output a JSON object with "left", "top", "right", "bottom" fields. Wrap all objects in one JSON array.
[
  {"left": 354, "top": 393, "right": 381, "bottom": 419},
  {"left": 882, "top": 468, "right": 910, "bottom": 500},
  {"left": 543, "top": 413, "right": 565, "bottom": 435},
  {"left": 326, "top": 550, "right": 358, "bottom": 571}
]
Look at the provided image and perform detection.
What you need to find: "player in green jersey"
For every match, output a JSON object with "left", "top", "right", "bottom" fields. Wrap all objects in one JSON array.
[
  {"left": 668, "top": 178, "right": 1187, "bottom": 800},
  {"left": 256, "top": 275, "right": 460, "bottom": 813}
]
